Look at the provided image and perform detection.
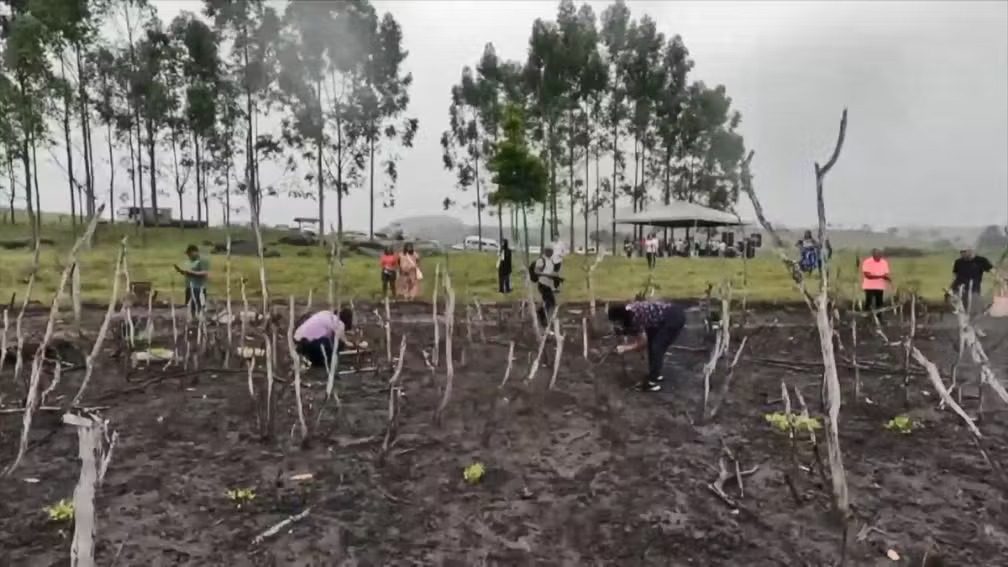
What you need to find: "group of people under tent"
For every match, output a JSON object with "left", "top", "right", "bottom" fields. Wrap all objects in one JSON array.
[
  {"left": 624, "top": 233, "right": 758, "bottom": 262},
  {"left": 166, "top": 235, "right": 1004, "bottom": 397}
]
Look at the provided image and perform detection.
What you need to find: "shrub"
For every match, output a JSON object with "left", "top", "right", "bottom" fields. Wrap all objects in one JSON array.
[{"left": 764, "top": 412, "right": 822, "bottom": 434}]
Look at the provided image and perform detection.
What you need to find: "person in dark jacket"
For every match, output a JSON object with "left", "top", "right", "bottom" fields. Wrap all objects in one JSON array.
[
  {"left": 952, "top": 248, "right": 993, "bottom": 313},
  {"left": 497, "top": 239, "right": 513, "bottom": 294},
  {"left": 609, "top": 300, "right": 687, "bottom": 392}
]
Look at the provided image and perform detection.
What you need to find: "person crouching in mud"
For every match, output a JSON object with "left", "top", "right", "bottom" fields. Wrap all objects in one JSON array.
[
  {"left": 609, "top": 300, "right": 687, "bottom": 392},
  {"left": 294, "top": 308, "right": 355, "bottom": 369}
]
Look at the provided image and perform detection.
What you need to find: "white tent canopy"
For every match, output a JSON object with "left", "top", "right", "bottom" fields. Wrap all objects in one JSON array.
[{"left": 613, "top": 201, "right": 745, "bottom": 229}]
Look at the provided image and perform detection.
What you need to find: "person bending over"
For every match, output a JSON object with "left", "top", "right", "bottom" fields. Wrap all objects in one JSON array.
[
  {"left": 609, "top": 300, "right": 687, "bottom": 392},
  {"left": 532, "top": 246, "right": 562, "bottom": 326},
  {"left": 294, "top": 308, "right": 354, "bottom": 369}
]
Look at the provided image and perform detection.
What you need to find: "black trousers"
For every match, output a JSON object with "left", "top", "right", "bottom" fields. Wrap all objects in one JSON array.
[
  {"left": 537, "top": 284, "right": 556, "bottom": 327},
  {"left": 296, "top": 337, "right": 337, "bottom": 369},
  {"left": 864, "top": 289, "right": 884, "bottom": 313},
  {"left": 498, "top": 267, "right": 512, "bottom": 293},
  {"left": 646, "top": 252, "right": 656, "bottom": 269},
  {"left": 381, "top": 269, "right": 397, "bottom": 296},
  {"left": 185, "top": 287, "right": 206, "bottom": 316},
  {"left": 645, "top": 309, "right": 686, "bottom": 384}
]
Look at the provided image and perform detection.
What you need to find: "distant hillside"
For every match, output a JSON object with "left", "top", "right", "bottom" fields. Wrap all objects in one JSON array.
[{"left": 384, "top": 212, "right": 986, "bottom": 252}]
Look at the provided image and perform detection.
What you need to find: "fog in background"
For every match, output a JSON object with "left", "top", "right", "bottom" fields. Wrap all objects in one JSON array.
[{"left": 30, "top": 0, "right": 1008, "bottom": 231}]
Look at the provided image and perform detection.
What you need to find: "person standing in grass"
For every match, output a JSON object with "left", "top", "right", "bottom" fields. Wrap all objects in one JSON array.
[
  {"left": 952, "top": 248, "right": 993, "bottom": 314},
  {"left": 644, "top": 233, "right": 659, "bottom": 269},
  {"left": 531, "top": 246, "right": 562, "bottom": 326},
  {"left": 294, "top": 308, "right": 354, "bottom": 369},
  {"left": 861, "top": 248, "right": 891, "bottom": 315},
  {"left": 174, "top": 244, "right": 209, "bottom": 315},
  {"left": 379, "top": 247, "right": 398, "bottom": 298},
  {"left": 497, "top": 239, "right": 513, "bottom": 294},
  {"left": 609, "top": 300, "right": 688, "bottom": 393},
  {"left": 396, "top": 242, "right": 422, "bottom": 300}
]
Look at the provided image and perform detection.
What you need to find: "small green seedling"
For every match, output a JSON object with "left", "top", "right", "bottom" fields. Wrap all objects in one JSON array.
[
  {"left": 463, "top": 462, "right": 485, "bottom": 484},
  {"left": 764, "top": 412, "right": 822, "bottom": 435},
  {"left": 44, "top": 499, "right": 74, "bottom": 522},
  {"left": 226, "top": 488, "right": 256, "bottom": 508},
  {"left": 884, "top": 415, "right": 917, "bottom": 434}
]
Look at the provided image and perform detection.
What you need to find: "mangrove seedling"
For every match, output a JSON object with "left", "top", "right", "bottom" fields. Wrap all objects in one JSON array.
[
  {"left": 226, "top": 487, "right": 257, "bottom": 508},
  {"left": 764, "top": 412, "right": 822, "bottom": 435},
  {"left": 44, "top": 499, "right": 74, "bottom": 522},
  {"left": 463, "top": 462, "right": 486, "bottom": 484},
  {"left": 884, "top": 415, "right": 917, "bottom": 434}
]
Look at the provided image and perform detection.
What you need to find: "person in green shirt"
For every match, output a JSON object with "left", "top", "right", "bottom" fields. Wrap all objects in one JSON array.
[{"left": 174, "top": 244, "right": 210, "bottom": 315}]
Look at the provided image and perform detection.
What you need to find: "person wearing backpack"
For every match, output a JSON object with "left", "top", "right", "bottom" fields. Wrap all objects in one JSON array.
[{"left": 531, "top": 246, "right": 562, "bottom": 327}]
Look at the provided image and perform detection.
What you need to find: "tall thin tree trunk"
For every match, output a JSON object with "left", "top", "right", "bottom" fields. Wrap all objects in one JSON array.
[
  {"left": 336, "top": 112, "right": 344, "bottom": 236},
  {"left": 317, "top": 132, "right": 324, "bottom": 242},
  {"left": 194, "top": 132, "right": 202, "bottom": 224},
  {"left": 146, "top": 118, "right": 158, "bottom": 224},
  {"left": 6, "top": 154, "right": 16, "bottom": 225},
  {"left": 61, "top": 56, "right": 77, "bottom": 231},
  {"left": 594, "top": 144, "right": 600, "bottom": 249},
  {"left": 368, "top": 129, "right": 375, "bottom": 239},
  {"left": 31, "top": 135, "right": 41, "bottom": 229},
  {"left": 22, "top": 134, "right": 36, "bottom": 243},
  {"left": 475, "top": 149, "right": 482, "bottom": 250},
  {"left": 76, "top": 45, "right": 95, "bottom": 216},
  {"left": 224, "top": 153, "right": 232, "bottom": 227},
  {"left": 584, "top": 136, "right": 590, "bottom": 253},
  {"left": 106, "top": 124, "right": 114, "bottom": 224},
  {"left": 170, "top": 126, "right": 182, "bottom": 228},
  {"left": 610, "top": 122, "right": 618, "bottom": 253},
  {"left": 568, "top": 110, "right": 575, "bottom": 252}
]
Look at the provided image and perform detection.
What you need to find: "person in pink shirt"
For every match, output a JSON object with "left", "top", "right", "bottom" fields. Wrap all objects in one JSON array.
[
  {"left": 861, "top": 248, "right": 891, "bottom": 316},
  {"left": 294, "top": 308, "right": 354, "bottom": 369}
]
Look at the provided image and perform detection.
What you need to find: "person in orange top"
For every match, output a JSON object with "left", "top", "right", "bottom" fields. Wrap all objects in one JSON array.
[
  {"left": 861, "top": 248, "right": 891, "bottom": 315},
  {"left": 379, "top": 247, "right": 398, "bottom": 298}
]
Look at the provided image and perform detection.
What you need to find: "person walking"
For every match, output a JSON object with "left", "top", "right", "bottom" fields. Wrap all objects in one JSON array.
[
  {"left": 497, "top": 239, "right": 513, "bottom": 294},
  {"left": 174, "top": 244, "right": 210, "bottom": 316},
  {"left": 609, "top": 300, "right": 688, "bottom": 392},
  {"left": 396, "top": 243, "right": 422, "bottom": 300},
  {"left": 861, "top": 248, "right": 891, "bottom": 315},
  {"left": 531, "top": 246, "right": 562, "bottom": 326},
  {"left": 952, "top": 248, "right": 993, "bottom": 314},
  {"left": 379, "top": 247, "right": 398, "bottom": 298}
]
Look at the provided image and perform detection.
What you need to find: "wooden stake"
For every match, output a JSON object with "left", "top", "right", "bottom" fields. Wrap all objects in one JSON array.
[
  {"left": 6, "top": 206, "right": 104, "bottom": 476},
  {"left": 434, "top": 271, "right": 456, "bottom": 423},
  {"left": 499, "top": 341, "right": 515, "bottom": 388},
  {"left": 286, "top": 297, "right": 308, "bottom": 444},
  {"left": 224, "top": 234, "right": 233, "bottom": 367},
  {"left": 548, "top": 316, "right": 564, "bottom": 390},
  {"left": 432, "top": 263, "right": 440, "bottom": 368},
  {"left": 73, "top": 237, "right": 127, "bottom": 405}
]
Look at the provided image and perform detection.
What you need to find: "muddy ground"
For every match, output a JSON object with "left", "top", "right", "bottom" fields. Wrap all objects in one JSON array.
[{"left": 1, "top": 300, "right": 1006, "bottom": 566}]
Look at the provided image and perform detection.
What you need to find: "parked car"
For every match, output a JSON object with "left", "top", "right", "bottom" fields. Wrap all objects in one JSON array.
[{"left": 461, "top": 236, "right": 499, "bottom": 252}]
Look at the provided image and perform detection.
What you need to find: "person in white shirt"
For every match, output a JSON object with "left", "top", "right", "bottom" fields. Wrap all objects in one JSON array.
[
  {"left": 644, "top": 233, "right": 659, "bottom": 269},
  {"left": 531, "top": 246, "right": 562, "bottom": 326},
  {"left": 294, "top": 308, "right": 354, "bottom": 368},
  {"left": 718, "top": 240, "right": 727, "bottom": 256}
]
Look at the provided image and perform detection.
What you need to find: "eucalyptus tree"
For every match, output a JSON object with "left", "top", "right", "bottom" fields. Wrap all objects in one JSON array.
[
  {"left": 360, "top": 11, "right": 416, "bottom": 240},
  {"left": 652, "top": 34, "right": 692, "bottom": 210},
  {"left": 488, "top": 103, "right": 548, "bottom": 259},
  {"left": 599, "top": 0, "right": 631, "bottom": 251},
  {"left": 523, "top": 17, "right": 567, "bottom": 240},
  {"left": 204, "top": 0, "right": 281, "bottom": 222},
  {"left": 171, "top": 13, "right": 221, "bottom": 225},
  {"left": 88, "top": 45, "right": 117, "bottom": 222},
  {"left": 1, "top": 4, "right": 58, "bottom": 240},
  {"left": 675, "top": 81, "right": 746, "bottom": 210},
  {"left": 131, "top": 17, "right": 176, "bottom": 224},
  {"left": 442, "top": 43, "right": 519, "bottom": 248}
]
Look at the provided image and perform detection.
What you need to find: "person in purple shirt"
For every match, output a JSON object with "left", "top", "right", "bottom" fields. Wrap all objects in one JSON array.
[
  {"left": 293, "top": 308, "right": 354, "bottom": 369},
  {"left": 609, "top": 300, "right": 687, "bottom": 392}
]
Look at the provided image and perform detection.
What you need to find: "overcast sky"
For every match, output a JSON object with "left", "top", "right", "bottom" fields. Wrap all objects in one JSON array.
[{"left": 32, "top": 0, "right": 1008, "bottom": 230}]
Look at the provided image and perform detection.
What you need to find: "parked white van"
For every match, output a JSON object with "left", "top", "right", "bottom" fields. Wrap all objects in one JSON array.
[{"left": 461, "top": 236, "right": 499, "bottom": 252}]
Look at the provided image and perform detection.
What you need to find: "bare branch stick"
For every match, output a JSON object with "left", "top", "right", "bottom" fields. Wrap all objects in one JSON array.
[
  {"left": 64, "top": 412, "right": 114, "bottom": 567},
  {"left": 432, "top": 263, "right": 440, "bottom": 368},
  {"left": 434, "top": 270, "right": 456, "bottom": 423},
  {"left": 73, "top": 238, "right": 127, "bottom": 405},
  {"left": 6, "top": 206, "right": 104, "bottom": 476},
  {"left": 499, "top": 341, "right": 515, "bottom": 388},
  {"left": 380, "top": 336, "right": 408, "bottom": 457},
  {"left": 286, "top": 297, "right": 308, "bottom": 444},
  {"left": 548, "top": 316, "right": 564, "bottom": 390},
  {"left": 251, "top": 508, "right": 311, "bottom": 546},
  {"left": 225, "top": 234, "right": 233, "bottom": 367}
]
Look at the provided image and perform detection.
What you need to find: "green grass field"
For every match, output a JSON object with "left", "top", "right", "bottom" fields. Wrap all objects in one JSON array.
[{"left": 0, "top": 216, "right": 985, "bottom": 306}]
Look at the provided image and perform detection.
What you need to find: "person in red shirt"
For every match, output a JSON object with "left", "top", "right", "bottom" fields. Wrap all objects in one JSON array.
[
  {"left": 379, "top": 247, "right": 398, "bottom": 298},
  {"left": 861, "top": 248, "right": 891, "bottom": 315}
]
